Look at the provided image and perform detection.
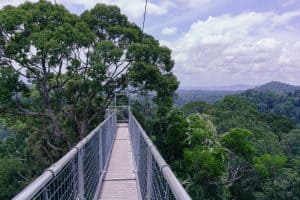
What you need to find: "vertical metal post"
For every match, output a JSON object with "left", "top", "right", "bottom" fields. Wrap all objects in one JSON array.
[
  {"left": 78, "top": 149, "right": 85, "bottom": 200},
  {"left": 72, "top": 157, "right": 78, "bottom": 199},
  {"left": 129, "top": 114, "right": 132, "bottom": 136},
  {"left": 164, "top": 185, "right": 170, "bottom": 199},
  {"left": 128, "top": 92, "right": 131, "bottom": 110},
  {"left": 111, "top": 116, "right": 113, "bottom": 137},
  {"left": 99, "top": 128, "right": 103, "bottom": 172},
  {"left": 146, "top": 146, "right": 153, "bottom": 200},
  {"left": 136, "top": 123, "right": 141, "bottom": 168},
  {"left": 114, "top": 113, "right": 117, "bottom": 134},
  {"left": 42, "top": 189, "right": 49, "bottom": 200}
]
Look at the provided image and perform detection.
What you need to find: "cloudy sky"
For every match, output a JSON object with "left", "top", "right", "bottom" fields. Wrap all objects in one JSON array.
[{"left": 1, "top": 0, "right": 300, "bottom": 87}]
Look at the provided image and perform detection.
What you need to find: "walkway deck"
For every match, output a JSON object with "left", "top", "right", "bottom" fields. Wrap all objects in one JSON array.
[{"left": 99, "top": 124, "right": 139, "bottom": 200}]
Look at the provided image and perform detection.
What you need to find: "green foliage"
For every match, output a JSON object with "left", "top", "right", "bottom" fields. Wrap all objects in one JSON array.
[
  {"left": 213, "top": 96, "right": 283, "bottom": 154},
  {"left": 0, "top": 0, "right": 177, "bottom": 141},
  {"left": 183, "top": 114, "right": 228, "bottom": 199},
  {"left": 241, "top": 89, "right": 300, "bottom": 123},
  {"left": 0, "top": 66, "right": 24, "bottom": 105},
  {"left": 253, "top": 154, "right": 300, "bottom": 200},
  {"left": 184, "top": 146, "right": 227, "bottom": 184},
  {"left": 213, "top": 96, "right": 261, "bottom": 133},
  {"left": 254, "top": 154, "right": 287, "bottom": 178},
  {"left": 182, "top": 101, "right": 212, "bottom": 116},
  {"left": 0, "top": 157, "right": 28, "bottom": 200},
  {"left": 221, "top": 128, "right": 256, "bottom": 159},
  {"left": 146, "top": 95, "right": 300, "bottom": 199},
  {"left": 281, "top": 129, "right": 300, "bottom": 157},
  {"left": 150, "top": 109, "right": 189, "bottom": 165},
  {"left": 148, "top": 110, "right": 260, "bottom": 199},
  {"left": 186, "top": 114, "right": 216, "bottom": 146},
  {"left": 1, "top": 1, "right": 300, "bottom": 200},
  {"left": 175, "top": 89, "right": 239, "bottom": 106},
  {"left": 261, "top": 113, "right": 296, "bottom": 139},
  {"left": 0, "top": 1, "right": 178, "bottom": 197}
]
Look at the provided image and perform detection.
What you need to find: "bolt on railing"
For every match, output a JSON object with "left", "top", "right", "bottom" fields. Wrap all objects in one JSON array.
[
  {"left": 129, "top": 111, "right": 191, "bottom": 200},
  {"left": 12, "top": 111, "right": 117, "bottom": 200}
]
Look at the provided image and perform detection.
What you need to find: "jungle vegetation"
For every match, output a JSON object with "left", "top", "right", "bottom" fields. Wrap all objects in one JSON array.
[{"left": 0, "top": 1, "right": 299, "bottom": 200}]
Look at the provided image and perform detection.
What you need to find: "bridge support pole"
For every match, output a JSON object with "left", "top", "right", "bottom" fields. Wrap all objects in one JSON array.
[
  {"left": 99, "top": 127, "right": 103, "bottom": 171},
  {"left": 78, "top": 149, "right": 85, "bottom": 200},
  {"left": 146, "top": 146, "right": 153, "bottom": 200},
  {"left": 42, "top": 189, "right": 49, "bottom": 200}
]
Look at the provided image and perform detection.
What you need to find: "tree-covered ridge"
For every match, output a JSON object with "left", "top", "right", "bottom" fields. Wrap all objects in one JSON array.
[
  {"left": 144, "top": 96, "right": 300, "bottom": 199},
  {"left": 175, "top": 81, "right": 300, "bottom": 107},
  {"left": 0, "top": 1, "right": 299, "bottom": 200},
  {"left": 176, "top": 82, "right": 300, "bottom": 126},
  {"left": 240, "top": 89, "right": 300, "bottom": 124},
  {"left": 175, "top": 89, "right": 240, "bottom": 106},
  {"left": 254, "top": 81, "right": 300, "bottom": 93},
  {"left": 0, "top": 1, "right": 178, "bottom": 199}
]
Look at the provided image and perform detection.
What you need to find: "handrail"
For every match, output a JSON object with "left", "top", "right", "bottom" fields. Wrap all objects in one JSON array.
[
  {"left": 13, "top": 111, "right": 117, "bottom": 200},
  {"left": 129, "top": 111, "right": 191, "bottom": 200},
  {"left": 13, "top": 109, "right": 191, "bottom": 200}
]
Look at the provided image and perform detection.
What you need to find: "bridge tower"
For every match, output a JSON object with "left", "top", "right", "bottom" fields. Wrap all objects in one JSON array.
[{"left": 106, "top": 89, "right": 130, "bottom": 122}]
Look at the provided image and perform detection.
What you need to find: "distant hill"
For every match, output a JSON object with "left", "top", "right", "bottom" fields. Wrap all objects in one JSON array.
[
  {"left": 254, "top": 81, "right": 300, "bottom": 93},
  {"left": 240, "top": 89, "right": 300, "bottom": 123},
  {"left": 175, "top": 81, "right": 300, "bottom": 107},
  {"left": 180, "top": 84, "right": 254, "bottom": 91},
  {"left": 239, "top": 81, "right": 300, "bottom": 123},
  {"left": 175, "top": 89, "right": 240, "bottom": 106}
]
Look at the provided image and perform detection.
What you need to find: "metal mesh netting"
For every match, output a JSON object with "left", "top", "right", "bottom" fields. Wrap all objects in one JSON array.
[
  {"left": 83, "top": 114, "right": 116, "bottom": 199},
  {"left": 102, "top": 119, "right": 115, "bottom": 167},
  {"left": 15, "top": 111, "right": 190, "bottom": 200},
  {"left": 83, "top": 133, "right": 100, "bottom": 200},
  {"left": 129, "top": 113, "right": 180, "bottom": 200},
  {"left": 32, "top": 156, "right": 79, "bottom": 200},
  {"left": 26, "top": 112, "right": 117, "bottom": 200},
  {"left": 152, "top": 161, "right": 175, "bottom": 200},
  {"left": 138, "top": 135, "right": 148, "bottom": 199}
]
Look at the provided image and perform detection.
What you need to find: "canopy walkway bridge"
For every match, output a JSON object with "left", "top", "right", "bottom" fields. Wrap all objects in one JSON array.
[{"left": 13, "top": 109, "right": 191, "bottom": 200}]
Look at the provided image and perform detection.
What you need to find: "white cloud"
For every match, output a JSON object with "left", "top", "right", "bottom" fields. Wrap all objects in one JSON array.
[
  {"left": 0, "top": 0, "right": 38, "bottom": 7},
  {"left": 272, "top": 10, "right": 300, "bottom": 24},
  {"left": 2, "top": 1, "right": 300, "bottom": 86},
  {"left": 104, "top": 0, "right": 167, "bottom": 19},
  {"left": 177, "top": 0, "right": 214, "bottom": 8},
  {"left": 282, "top": 0, "right": 298, "bottom": 7},
  {"left": 161, "top": 27, "right": 177, "bottom": 35},
  {"left": 0, "top": 0, "right": 168, "bottom": 20},
  {"left": 169, "top": 11, "right": 300, "bottom": 86}
]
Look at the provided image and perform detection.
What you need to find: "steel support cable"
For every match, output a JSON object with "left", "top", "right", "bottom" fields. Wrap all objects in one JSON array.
[{"left": 142, "top": 0, "right": 148, "bottom": 33}]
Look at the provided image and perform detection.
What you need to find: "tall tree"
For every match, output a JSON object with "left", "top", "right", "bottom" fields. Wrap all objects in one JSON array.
[{"left": 0, "top": 1, "right": 178, "bottom": 153}]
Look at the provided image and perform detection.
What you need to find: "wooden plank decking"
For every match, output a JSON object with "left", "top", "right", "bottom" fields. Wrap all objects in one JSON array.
[{"left": 98, "top": 124, "right": 139, "bottom": 200}]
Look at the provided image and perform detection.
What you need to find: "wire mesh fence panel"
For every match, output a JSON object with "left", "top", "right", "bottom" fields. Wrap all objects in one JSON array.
[
  {"left": 138, "top": 135, "right": 149, "bottom": 199},
  {"left": 83, "top": 133, "right": 100, "bottom": 200},
  {"left": 128, "top": 111, "right": 191, "bottom": 200},
  {"left": 14, "top": 110, "right": 189, "bottom": 200},
  {"left": 129, "top": 114, "right": 139, "bottom": 166},
  {"left": 117, "top": 107, "right": 129, "bottom": 123},
  {"left": 14, "top": 112, "right": 117, "bottom": 200},
  {"left": 102, "top": 117, "right": 114, "bottom": 167},
  {"left": 152, "top": 161, "right": 175, "bottom": 200},
  {"left": 32, "top": 156, "right": 79, "bottom": 200}
]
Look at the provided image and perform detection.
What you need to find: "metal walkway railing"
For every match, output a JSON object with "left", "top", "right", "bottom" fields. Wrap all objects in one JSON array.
[
  {"left": 13, "top": 109, "right": 191, "bottom": 200},
  {"left": 13, "top": 112, "right": 117, "bottom": 200},
  {"left": 129, "top": 111, "right": 191, "bottom": 200}
]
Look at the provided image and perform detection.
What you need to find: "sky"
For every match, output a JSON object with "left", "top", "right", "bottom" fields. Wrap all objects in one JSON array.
[{"left": 1, "top": 0, "right": 300, "bottom": 87}]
